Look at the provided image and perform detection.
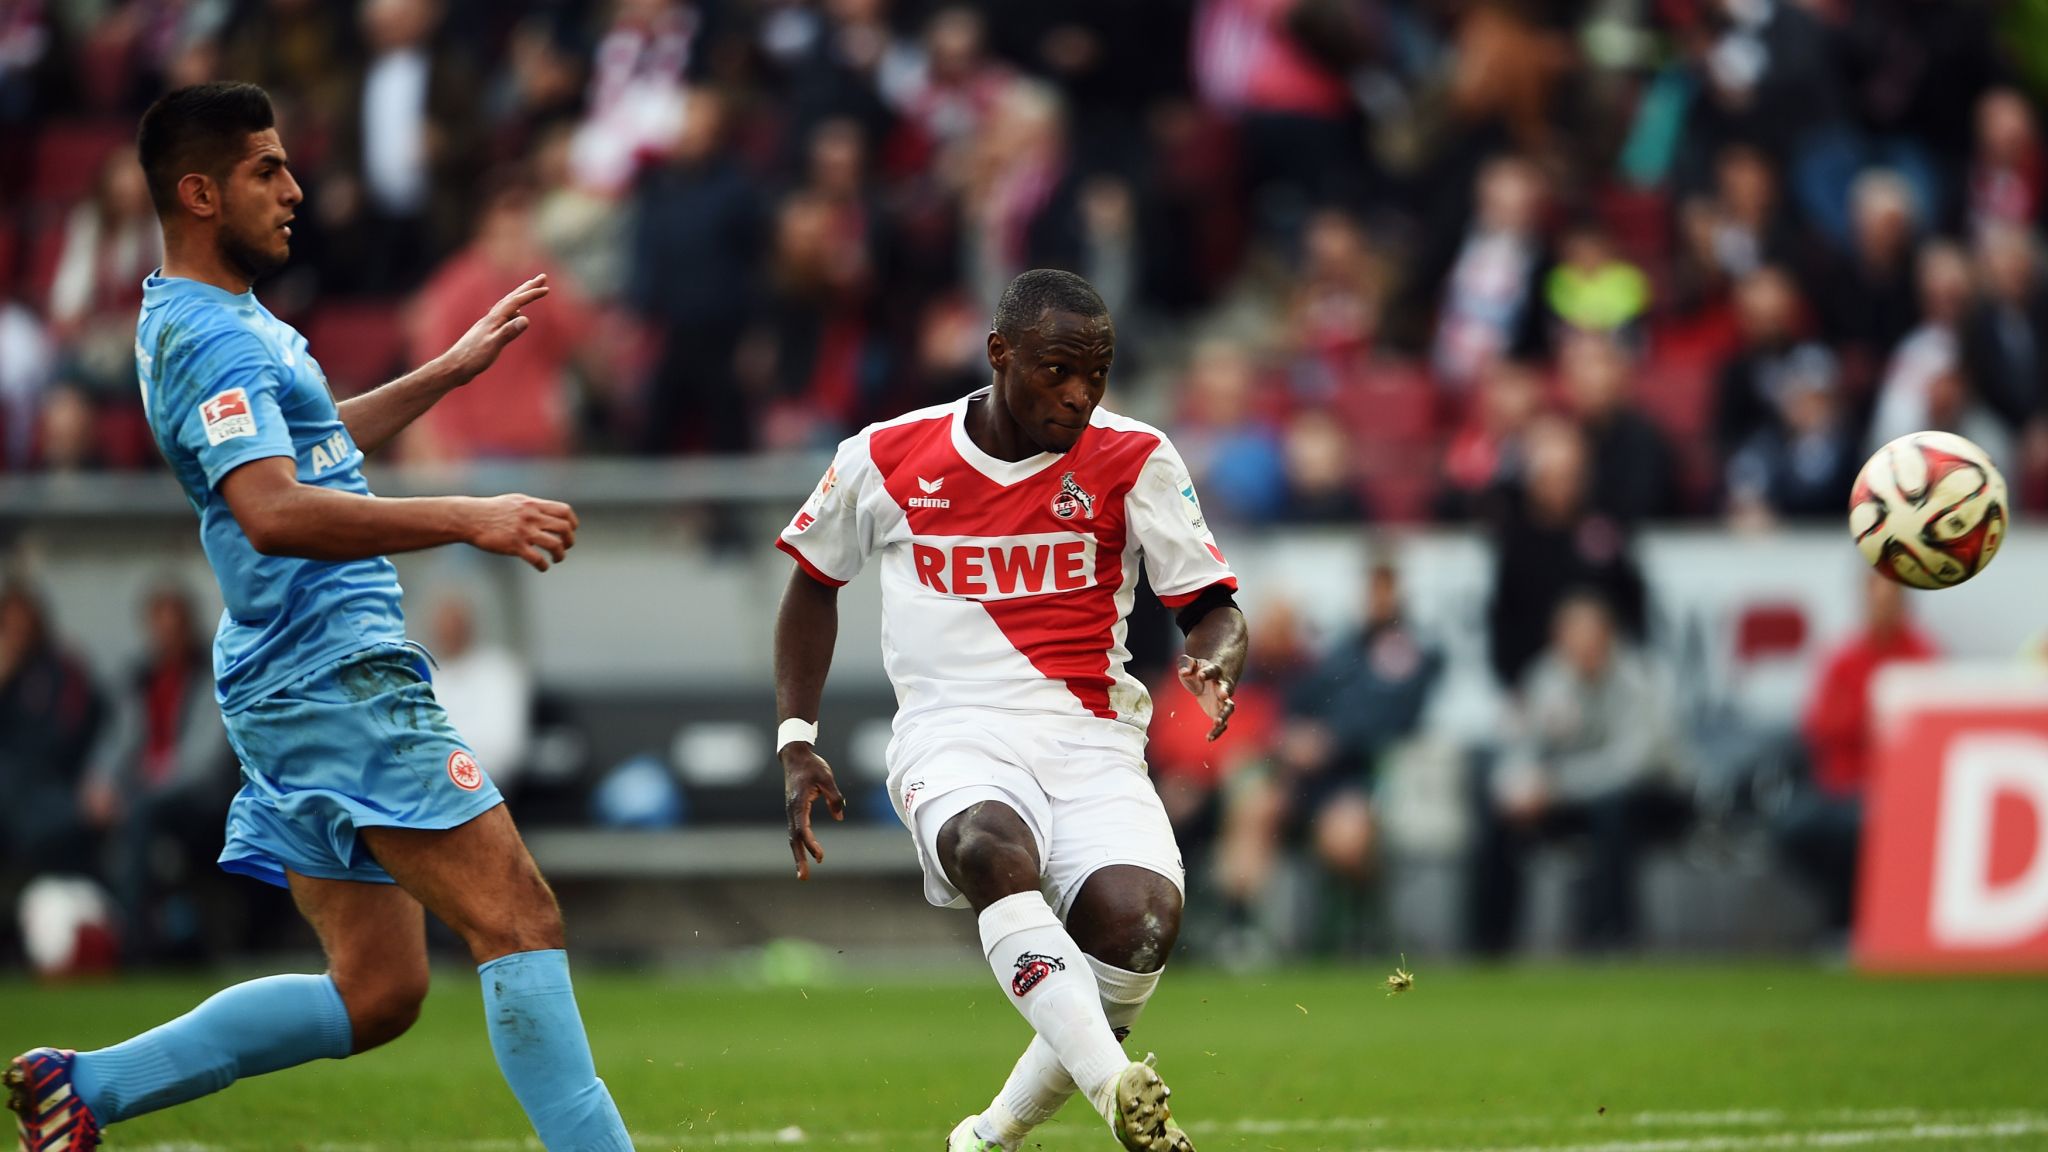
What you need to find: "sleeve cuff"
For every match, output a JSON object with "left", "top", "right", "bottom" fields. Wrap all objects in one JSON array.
[
  {"left": 776, "top": 537, "right": 848, "bottom": 587},
  {"left": 1156, "top": 576, "right": 1238, "bottom": 609},
  {"left": 204, "top": 448, "right": 298, "bottom": 490}
]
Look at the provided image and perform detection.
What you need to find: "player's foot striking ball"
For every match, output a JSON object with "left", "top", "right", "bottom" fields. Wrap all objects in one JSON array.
[
  {"left": 14, "top": 82, "right": 632, "bottom": 1152},
  {"left": 776, "top": 269, "right": 1245, "bottom": 1150}
]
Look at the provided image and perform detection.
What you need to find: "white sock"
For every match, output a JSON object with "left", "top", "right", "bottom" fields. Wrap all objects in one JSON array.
[
  {"left": 976, "top": 957, "right": 1164, "bottom": 1148},
  {"left": 977, "top": 894, "right": 1131, "bottom": 1121}
]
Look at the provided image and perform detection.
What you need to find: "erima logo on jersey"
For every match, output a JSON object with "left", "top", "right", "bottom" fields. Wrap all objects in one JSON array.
[
  {"left": 200, "top": 388, "right": 257, "bottom": 446},
  {"left": 910, "top": 533, "right": 1096, "bottom": 600},
  {"left": 908, "top": 475, "right": 951, "bottom": 508},
  {"left": 307, "top": 429, "right": 351, "bottom": 475}
]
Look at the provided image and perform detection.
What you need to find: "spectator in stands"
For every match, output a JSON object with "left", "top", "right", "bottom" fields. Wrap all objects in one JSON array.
[
  {"left": 425, "top": 589, "right": 533, "bottom": 796},
  {"left": 961, "top": 80, "right": 1083, "bottom": 317},
  {"left": 1275, "top": 409, "right": 1365, "bottom": 524},
  {"left": 0, "top": 580, "right": 104, "bottom": 883},
  {"left": 1440, "top": 359, "right": 1542, "bottom": 522},
  {"left": 1173, "top": 338, "right": 1287, "bottom": 525},
  {"left": 491, "top": 12, "right": 590, "bottom": 167},
  {"left": 1673, "top": 145, "right": 1798, "bottom": 315},
  {"left": 1218, "top": 564, "right": 1440, "bottom": 938},
  {"left": 1430, "top": 155, "right": 1549, "bottom": 393},
  {"left": 631, "top": 88, "right": 762, "bottom": 454},
  {"left": 1285, "top": 208, "right": 1382, "bottom": 397},
  {"left": 1816, "top": 170, "right": 1921, "bottom": 368},
  {"left": 0, "top": 300, "right": 55, "bottom": 470},
  {"left": 736, "top": 117, "right": 889, "bottom": 446},
  {"left": 1968, "top": 88, "right": 2042, "bottom": 237},
  {"left": 81, "top": 581, "right": 232, "bottom": 963},
  {"left": 1724, "top": 345, "right": 1858, "bottom": 527},
  {"left": 1713, "top": 265, "right": 1829, "bottom": 460},
  {"left": 774, "top": 0, "right": 905, "bottom": 169},
  {"left": 1960, "top": 224, "right": 2048, "bottom": 475},
  {"left": 1869, "top": 242, "right": 2014, "bottom": 475},
  {"left": 530, "top": 121, "right": 629, "bottom": 303},
  {"left": 880, "top": 6, "right": 1012, "bottom": 179},
  {"left": 1190, "top": 0, "right": 1368, "bottom": 244},
  {"left": 325, "top": 0, "right": 484, "bottom": 294},
  {"left": 571, "top": 0, "right": 700, "bottom": 195},
  {"left": 1559, "top": 330, "right": 1676, "bottom": 524},
  {"left": 1543, "top": 222, "right": 1648, "bottom": 346},
  {"left": 48, "top": 153, "right": 159, "bottom": 341},
  {"left": 1486, "top": 417, "right": 1647, "bottom": 690},
  {"left": 1779, "top": 571, "right": 1936, "bottom": 937},
  {"left": 220, "top": 0, "right": 352, "bottom": 123},
  {"left": 1469, "top": 591, "right": 1684, "bottom": 954},
  {"left": 408, "top": 181, "right": 594, "bottom": 461},
  {"left": 33, "top": 385, "right": 99, "bottom": 473}
]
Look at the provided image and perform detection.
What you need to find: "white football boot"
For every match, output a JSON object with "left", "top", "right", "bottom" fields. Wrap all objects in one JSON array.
[
  {"left": 945, "top": 1115, "right": 1006, "bottom": 1151},
  {"left": 1109, "top": 1055, "right": 1195, "bottom": 1152}
]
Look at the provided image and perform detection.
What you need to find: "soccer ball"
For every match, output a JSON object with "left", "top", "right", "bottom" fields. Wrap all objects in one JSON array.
[{"left": 1848, "top": 431, "right": 2008, "bottom": 589}]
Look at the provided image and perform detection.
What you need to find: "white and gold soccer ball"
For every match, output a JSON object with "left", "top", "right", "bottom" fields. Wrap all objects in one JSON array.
[{"left": 1848, "top": 431, "right": 2009, "bottom": 589}]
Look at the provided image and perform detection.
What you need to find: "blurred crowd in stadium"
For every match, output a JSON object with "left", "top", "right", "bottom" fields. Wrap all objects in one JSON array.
[
  {"left": 4, "top": 0, "right": 2047, "bottom": 967},
  {"left": 3, "top": 0, "right": 2048, "bottom": 515}
]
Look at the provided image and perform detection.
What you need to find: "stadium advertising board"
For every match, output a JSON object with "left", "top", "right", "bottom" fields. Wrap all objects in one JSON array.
[{"left": 1856, "top": 664, "right": 2048, "bottom": 971}]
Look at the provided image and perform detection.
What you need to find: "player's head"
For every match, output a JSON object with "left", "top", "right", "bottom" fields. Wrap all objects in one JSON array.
[
  {"left": 138, "top": 82, "right": 300, "bottom": 283},
  {"left": 987, "top": 269, "right": 1112, "bottom": 454}
]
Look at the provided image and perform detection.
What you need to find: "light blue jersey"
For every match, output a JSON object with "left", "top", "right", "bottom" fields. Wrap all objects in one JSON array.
[
  {"left": 137, "top": 271, "right": 499, "bottom": 888},
  {"left": 136, "top": 272, "right": 407, "bottom": 713}
]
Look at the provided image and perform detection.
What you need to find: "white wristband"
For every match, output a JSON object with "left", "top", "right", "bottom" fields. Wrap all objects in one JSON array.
[{"left": 777, "top": 718, "right": 820, "bottom": 753}]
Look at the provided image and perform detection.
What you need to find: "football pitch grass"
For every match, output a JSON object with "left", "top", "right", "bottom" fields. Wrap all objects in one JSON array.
[{"left": 5, "top": 963, "right": 2047, "bottom": 1151}]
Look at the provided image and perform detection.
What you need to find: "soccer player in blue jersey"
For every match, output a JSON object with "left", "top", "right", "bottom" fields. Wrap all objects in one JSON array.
[{"left": 6, "top": 83, "right": 634, "bottom": 1152}]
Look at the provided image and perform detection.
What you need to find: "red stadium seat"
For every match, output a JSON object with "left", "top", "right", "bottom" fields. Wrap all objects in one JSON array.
[
  {"left": 1733, "top": 602, "right": 1808, "bottom": 663},
  {"left": 28, "top": 120, "right": 134, "bottom": 209},
  {"left": 1331, "top": 361, "right": 1438, "bottom": 444},
  {"left": 303, "top": 302, "right": 408, "bottom": 397}
]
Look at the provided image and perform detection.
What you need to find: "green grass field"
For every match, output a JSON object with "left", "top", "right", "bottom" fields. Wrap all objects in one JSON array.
[{"left": 5, "top": 964, "right": 2047, "bottom": 1151}]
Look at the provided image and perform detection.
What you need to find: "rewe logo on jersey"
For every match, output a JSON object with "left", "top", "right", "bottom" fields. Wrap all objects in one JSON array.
[
  {"left": 909, "top": 475, "right": 950, "bottom": 509},
  {"left": 910, "top": 532, "right": 1096, "bottom": 600}
]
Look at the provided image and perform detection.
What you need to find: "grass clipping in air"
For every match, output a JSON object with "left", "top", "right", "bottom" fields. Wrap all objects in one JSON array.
[{"left": 1386, "top": 955, "right": 1414, "bottom": 996}]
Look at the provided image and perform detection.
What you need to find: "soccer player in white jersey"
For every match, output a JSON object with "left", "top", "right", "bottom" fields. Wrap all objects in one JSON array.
[{"left": 774, "top": 269, "right": 1248, "bottom": 1152}]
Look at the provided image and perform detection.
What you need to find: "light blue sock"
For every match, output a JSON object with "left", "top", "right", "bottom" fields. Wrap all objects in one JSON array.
[
  {"left": 480, "top": 949, "right": 632, "bottom": 1152},
  {"left": 71, "top": 974, "right": 353, "bottom": 1123}
]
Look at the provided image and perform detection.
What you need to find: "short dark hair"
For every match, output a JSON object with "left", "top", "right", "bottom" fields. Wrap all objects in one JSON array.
[
  {"left": 993, "top": 268, "right": 1109, "bottom": 341},
  {"left": 137, "top": 82, "right": 276, "bottom": 215}
]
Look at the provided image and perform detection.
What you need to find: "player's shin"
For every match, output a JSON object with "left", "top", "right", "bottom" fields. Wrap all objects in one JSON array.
[
  {"left": 68, "top": 974, "right": 353, "bottom": 1123},
  {"left": 478, "top": 949, "right": 633, "bottom": 1152},
  {"left": 977, "top": 893, "right": 1130, "bottom": 1120}
]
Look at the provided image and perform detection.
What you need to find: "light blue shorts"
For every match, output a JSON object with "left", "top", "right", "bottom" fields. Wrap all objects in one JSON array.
[{"left": 219, "top": 644, "right": 502, "bottom": 888}]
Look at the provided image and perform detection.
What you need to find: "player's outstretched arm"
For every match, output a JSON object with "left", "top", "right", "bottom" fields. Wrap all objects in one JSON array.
[
  {"left": 774, "top": 566, "right": 846, "bottom": 879},
  {"left": 1179, "top": 605, "right": 1249, "bottom": 742},
  {"left": 218, "top": 456, "right": 579, "bottom": 571},
  {"left": 336, "top": 274, "right": 551, "bottom": 454}
]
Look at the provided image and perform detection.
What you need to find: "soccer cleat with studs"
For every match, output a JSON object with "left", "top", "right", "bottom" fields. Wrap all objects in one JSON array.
[
  {"left": 944, "top": 1115, "right": 1006, "bottom": 1151},
  {"left": 6, "top": 1048, "right": 103, "bottom": 1152},
  {"left": 1110, "top": 1054, "right": 1195, "bottom": 1152}
]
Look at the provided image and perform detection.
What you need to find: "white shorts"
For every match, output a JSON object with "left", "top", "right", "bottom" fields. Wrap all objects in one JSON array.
[{"left": 887, "top": 719, "right": 1185, "bottom": 915}]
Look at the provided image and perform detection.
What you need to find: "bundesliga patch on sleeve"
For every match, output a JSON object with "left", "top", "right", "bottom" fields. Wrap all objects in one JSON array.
[{"left": 200, "top": 388, "right": 257, "bottom": 446}]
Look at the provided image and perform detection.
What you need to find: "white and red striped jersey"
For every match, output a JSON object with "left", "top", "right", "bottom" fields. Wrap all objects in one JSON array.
[{"left": 779, "top": 389, "right": 1238, "bottom": 741}]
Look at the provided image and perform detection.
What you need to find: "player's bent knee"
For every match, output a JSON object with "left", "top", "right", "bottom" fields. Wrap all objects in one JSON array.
[
  {"left": 938, "top": 803, "right": 1040, "bottom": 900},
  {"left": 1070, "top": 866, "right": 1183, "bottom": 972},
  {"left": 337, "top": 967, "right": 430, "bottom": 1053}
]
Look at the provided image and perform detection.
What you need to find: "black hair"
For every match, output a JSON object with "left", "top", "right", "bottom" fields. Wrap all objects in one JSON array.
[
  {"left": 137, "top": 82, "right": 276, "bottom": 215},
  {"left": 993, "top": 268, "right": 1109, "bottom": 341}
]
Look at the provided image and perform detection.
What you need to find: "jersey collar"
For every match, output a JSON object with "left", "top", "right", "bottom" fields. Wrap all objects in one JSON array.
[{"left": 950, "top": 388, "right": 1066, "bottom": 487}]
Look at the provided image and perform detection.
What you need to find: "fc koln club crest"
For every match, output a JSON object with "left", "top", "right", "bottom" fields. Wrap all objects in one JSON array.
[
  {"left": 1011, "top": 951, "right": 1067, "bottom": 996},
  {"left": 1050, "top": 472, "right": 1096, "bottom": 520}
]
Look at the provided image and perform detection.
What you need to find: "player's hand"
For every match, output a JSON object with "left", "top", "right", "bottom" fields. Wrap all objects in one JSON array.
[
  {"left": 437, "top": 274, "right": 550, "bottom": 385},
  {"left": 1178, "top": 654, "right": 1236, "bottom": 741},
  {"left": 782, "top": 745, "right": 846, "bottom": 880},
  {"left": 468, "top": 493, "right": 579, "bottom": 571}
]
